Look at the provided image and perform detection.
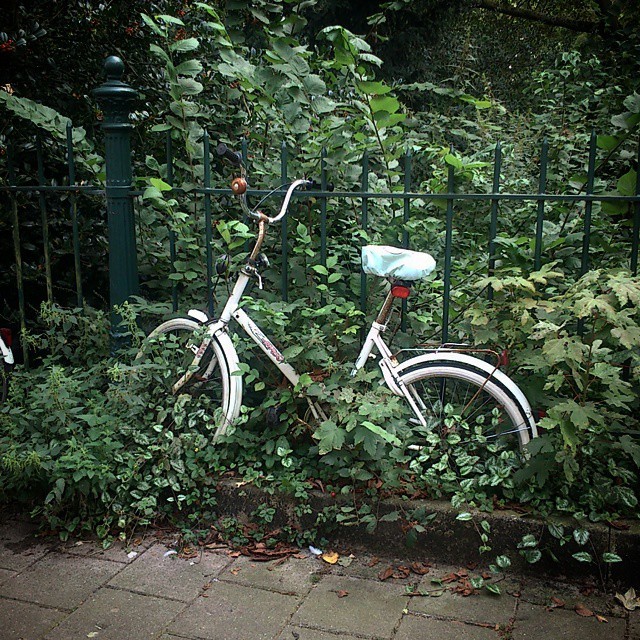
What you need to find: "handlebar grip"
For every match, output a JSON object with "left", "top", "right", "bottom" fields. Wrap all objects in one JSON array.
[{"left": 216, "top": 142, "right": 242, "bottom": 166}]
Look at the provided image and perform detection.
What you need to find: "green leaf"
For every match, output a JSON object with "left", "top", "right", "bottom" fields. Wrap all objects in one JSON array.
[
  {"left": 176, "top": 59, "right": 204, "bottom": 77},
  {"left": 157, "top": 14, "right": 185, "bottom": 25},
  {"left": 617, "top": 170, "right": 637, "bottom": 197},
  {"left": 496, "top": 555, "right": 511, "bottom": 569},
  {"left": 358, "top": 80, "right": 392, "bottom": 96},
  {"left": 521, "top": 549, "right": 542, "bottom": 563},
  {"left": 485, "top": 583, "right": 501, "bottom": 595},
  {"left": 150, "top": 178, "right": 173, "bottom": 192},
  {"left": 178, "top": 78, "right": 204, "bottom": 95},
  {"left": 169, "top": 38, "right": 199, "bottom": 53},
  {"left": 369, "top": 95, "right": 400, "bottom": 114},
  {"left": 596, "top": 135, "right": 618, "bottom": 151},
  {"left": 602, "top": 552, "right": 622, "bottom": 563},
  {"left": 572, "top": 551, "right": 593, "bottom": 563},
  {"left": 456, "top": 512, "right": 473, "bottom": 521},
  {"left": 313, "top": 420, "right": 346, "bottom": 455},
  {"left": 444, "top": 154, "right": 463, "bottom": 169},
  {"left": 573, "top": 529, "right": 589, "bottom": 546},
  {"left": 141, "top": 13, "right": 165, "bottom": 37},
  {"left": 149, "top": 43, "right": 171, "bottom": 63},
  {"left": 361, "top": 421, "right": 401, "bottom": 446}
]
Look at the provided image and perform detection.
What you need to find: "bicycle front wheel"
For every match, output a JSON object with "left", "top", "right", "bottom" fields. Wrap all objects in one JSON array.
[
  {"left": 136, "top": 317, "right": 239, "bottom": 438},
  {"left": 399, "top": 360, "right": 536, "bottom": 452}
]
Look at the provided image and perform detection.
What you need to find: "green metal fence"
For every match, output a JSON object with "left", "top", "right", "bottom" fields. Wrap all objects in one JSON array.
[{"left": 2, "top": 55, "right": 640, "bottom": 359}]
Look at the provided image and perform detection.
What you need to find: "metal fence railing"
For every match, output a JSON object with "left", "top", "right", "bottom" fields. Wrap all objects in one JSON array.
[{"left": 2, "top": 56, "right": 639, "bottom": 362}]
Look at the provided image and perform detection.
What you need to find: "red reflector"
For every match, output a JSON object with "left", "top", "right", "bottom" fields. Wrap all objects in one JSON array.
[
  {"left": 498, "top": 349, "right": 509, "bottom": 367},
  {"left": 391, "top": 285, "right": 411, "bottom": 299},
  {"left": 0, "top": 328, "right": 11, "bottom": 347}
]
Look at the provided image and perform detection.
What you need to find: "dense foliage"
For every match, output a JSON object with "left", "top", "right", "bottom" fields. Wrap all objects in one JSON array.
[{"left": 1, "top": 1, "right": 639, "bottom": 572}]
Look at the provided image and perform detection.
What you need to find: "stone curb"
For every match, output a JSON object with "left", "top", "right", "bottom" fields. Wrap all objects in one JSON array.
[{"left": 215, "top": 479, "right": 639, "bottom": 586}]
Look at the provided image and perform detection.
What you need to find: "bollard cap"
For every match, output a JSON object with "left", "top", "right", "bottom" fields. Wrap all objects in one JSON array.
[
  {"left": 104, "top": 56, "right": 125, "bottom": 83},
  {"left": 93, "top": 55, "right": 138, "bottom": 124}
]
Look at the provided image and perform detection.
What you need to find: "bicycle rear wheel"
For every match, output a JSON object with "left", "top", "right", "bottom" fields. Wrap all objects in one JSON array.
[{"left": 399, "top": 360, "right": 536, "bottom": 452}]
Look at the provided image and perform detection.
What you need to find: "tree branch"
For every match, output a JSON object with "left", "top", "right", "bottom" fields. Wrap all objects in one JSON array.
[{"left": 472, "top": 0, "right": 599, "bottom": 34}]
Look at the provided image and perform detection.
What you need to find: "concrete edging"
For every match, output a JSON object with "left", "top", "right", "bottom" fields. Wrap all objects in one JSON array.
[{"left": 215, "top": 478, "right": 640, "bottom": 586}]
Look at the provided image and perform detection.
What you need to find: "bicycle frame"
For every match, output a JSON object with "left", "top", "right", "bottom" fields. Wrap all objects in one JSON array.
[
  {"left": 0, "top": 329, "right": 14, "bottom": 366},
  {"left": 158, "top": 165, "right": 535, "bottom": 441}
]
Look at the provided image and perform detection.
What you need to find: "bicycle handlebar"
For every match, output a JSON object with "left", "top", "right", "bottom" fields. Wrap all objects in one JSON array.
[
  {"left": 216, "top": 142, "right": 243, "bottom": 167},
  {"left": 217, "top": 140, "right": 334, "bottom": 224}
]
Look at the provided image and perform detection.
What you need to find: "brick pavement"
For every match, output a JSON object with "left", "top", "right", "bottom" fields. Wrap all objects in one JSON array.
[{"left": 0, "top": 516, "right": 634, "bottom": 640}]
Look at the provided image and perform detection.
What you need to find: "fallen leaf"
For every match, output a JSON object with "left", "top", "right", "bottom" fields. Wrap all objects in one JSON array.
[
  {"left": 378, "top": 566, "right": 395, "bottom": 581},
  {"left": 550, "top": 596, "right": 566, "bottom": 608},
  {"left": 393, "top": 566, "right": 411, "bottom": 579},
  {"left": 337, "top": 590, "right": 349, "bottom": 598},
  {"left": 428, "top": 588, "right": 445, "bottom": 597},
  {"left": 574, "top": 604, "right": 594, "bottom": 617},
  {"left": 293, "top": 553, "right": 308, "bottom": 559},
  {"left": 367, "top": 556, "right": 380, "bottom": 567},
  {"left": 615, "top": 587, "right": 639, "bottom": 611},
  {"left": 321, "top": 551, "right": 339, "bottom": 565},
  {"left": 337, "top": 555, "right": 354, "bottom": 567},
  {"left": 441, "top": 573, "right": 458, "bottom": 584},
  {"left": 230, "top": 568, "right": 240, "bottom": 575},
  {"left": 228, "top": 551, "right": 241, "bottom": 558},
  {"left": 410, "top": 562, "right": 431, "bottom": 575},
  {"left": 595, "top": 614, "right": 608, "bottom": 623}
]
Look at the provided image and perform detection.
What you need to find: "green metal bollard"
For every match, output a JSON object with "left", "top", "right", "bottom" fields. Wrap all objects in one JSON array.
[{"left": 93, "top": 56, "right": 139, "bottom": 349}]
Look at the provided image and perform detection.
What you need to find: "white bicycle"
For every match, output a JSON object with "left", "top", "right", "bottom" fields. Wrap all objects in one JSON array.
[{"left": 139, "top": 144, "right": 538, "bottom": 452}]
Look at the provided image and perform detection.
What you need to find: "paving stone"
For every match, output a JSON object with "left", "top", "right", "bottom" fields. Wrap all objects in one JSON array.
[
  {"left": 0, "top": 518, "right": 53, "bottom": 571},
  {"left": 168, "top": 581, "right": 300, "bottom": 640},
  {"left": 395, "top": 615, "right": 498, "bottom": 639},
  {"left": 108, "top": 544, "right": 229, "bottom": 602},
  {"left": 0, "top": 552, "right": 121, "bottom": 610},
  {"left": 0, "top": 596, "right": 67, "bottom": 640},
  {"left": 518, "top": 577, "right": 625, "bottom": 618},
  {"left": 328, "top": 553, "right": 428, "bottom": 585},
  {"left": 220, "top": 555, "right": 319, "bottom": 595},
  {"left": 0, "top": 568, "right": 16, "bottom": 586},
  {"left": 56, "top": 535, "right": 153, "bottom": 564},
  {"left": 629, "top": 610, "right": 639, "bottom": 639},
  {"left": 292, "top": 574, "right": 408, "bottom": 638},
  {"left": 512, "top": 602, "right": 626, "bottom": 639},
  {"left": 277, "top": 626, "right": 361, "bottom": 640},
  {"left": 408, "top": 583, "right": 517, "bottom": 626},
  {"left": 44, "top": 586, "right": 186, "bottom": 640}
]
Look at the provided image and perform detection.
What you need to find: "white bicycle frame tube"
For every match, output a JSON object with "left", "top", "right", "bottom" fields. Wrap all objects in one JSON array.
[{"left": 0, "top": 337, "right": 14, "bottom": 365}]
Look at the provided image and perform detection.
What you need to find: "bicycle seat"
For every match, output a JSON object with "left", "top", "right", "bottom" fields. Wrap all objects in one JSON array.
[{"left": 362, "top": 245, "right": 436, "bottom": 281}]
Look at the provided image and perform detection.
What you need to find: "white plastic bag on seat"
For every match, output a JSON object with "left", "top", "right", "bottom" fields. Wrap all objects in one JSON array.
[{"left": 361, "top": 245, "right": 436, "bottom": 281}]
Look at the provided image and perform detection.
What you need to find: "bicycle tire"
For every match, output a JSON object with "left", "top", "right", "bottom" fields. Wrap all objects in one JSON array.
[
  {"left": 137, "top": 317, "right": 241, "bottom": 438},
  {"left": 398, "top": 360, "right": 536, "bottom": 451}
]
